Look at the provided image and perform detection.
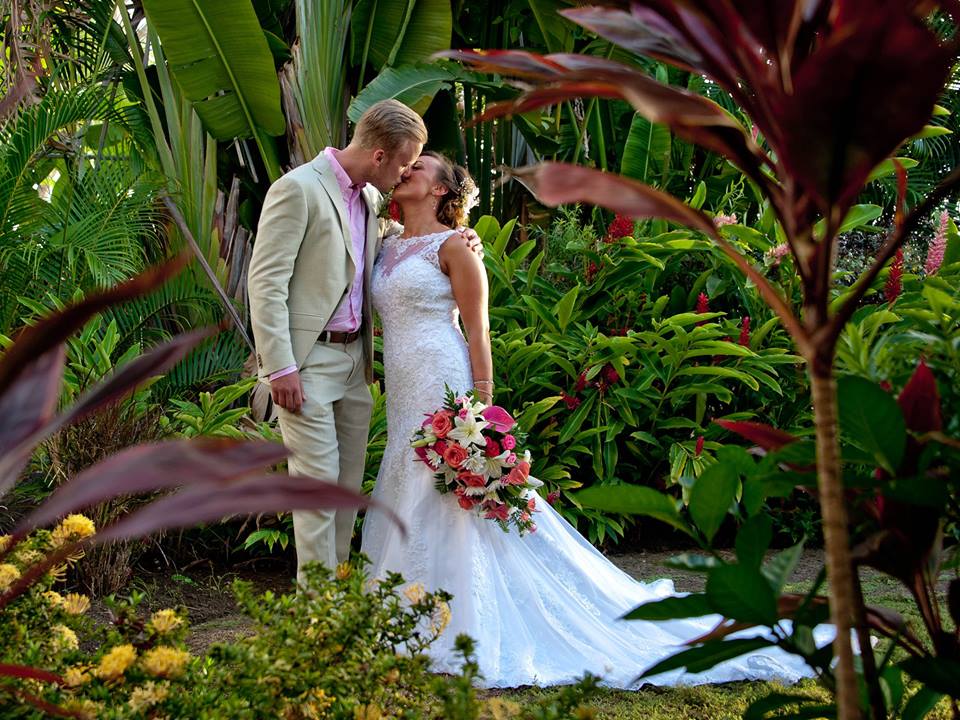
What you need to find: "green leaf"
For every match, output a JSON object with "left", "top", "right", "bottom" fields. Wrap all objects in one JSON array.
[
  {"left": 351, "top": 0, "right": 452, "bottom": 70},
  {"left": 706, "top": 564, "right": 778, "bottom": 624},
  {"left": 901, "top": 687, "right": 945, "bottom": 720},
  {"left": 623, "top": 593, "right": 712, "bottom": 621},
  {"left": 141, "top": 0, "right": 285, "bottom": 137},
  {"left": 575, "top": 485, "right": 693, "bottom": 537},
  {"left": 813, "top": 204, "right": 882, "bottom": 238},
  {"left": 677, "top": 365, "right": 760, "bottom": 391},
  {"left": 621, "top": 113, "right": 671, "bottom": 185},
  {"left": 641, "top": 638, "right": 775, "bottom": 678},
  {"left": 837, "top": 376, "right": 906, "bottom": 473},
  {"left": 689, "top": 463, "right": 739, "bottom": 543},
  {"left": 349, "top": 64, "right": 456, "bottom": 120},
  {"left": 900, "top": 657, "right": 960, "bottom": 696},
  {"left": 735, "top": 515, "right": 773, "bottom": 568},
  {"left": 554, "top": 285, "right": 579, "bottom": 333},
  {"left": 762, "top": 540, "right": 805, "bottom": 593}
]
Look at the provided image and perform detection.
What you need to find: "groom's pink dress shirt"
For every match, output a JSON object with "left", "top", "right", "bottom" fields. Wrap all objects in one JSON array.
[{"left": 269, "top": 147, "right": 367, "bottom": 381}]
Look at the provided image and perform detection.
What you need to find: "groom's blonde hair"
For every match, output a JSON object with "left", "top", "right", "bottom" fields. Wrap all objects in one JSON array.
[{"left": 353, "top": 99, "right": 427, "bottom": 153}]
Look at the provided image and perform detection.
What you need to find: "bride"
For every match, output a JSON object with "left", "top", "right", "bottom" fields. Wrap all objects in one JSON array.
[{"left": 360, "top": 152, "right": 821, "bottom": 689}]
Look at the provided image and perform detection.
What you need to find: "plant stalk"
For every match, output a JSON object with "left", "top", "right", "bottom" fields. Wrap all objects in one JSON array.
[{"left": 809, "top": 362, "right": 860, "bottom": 720}]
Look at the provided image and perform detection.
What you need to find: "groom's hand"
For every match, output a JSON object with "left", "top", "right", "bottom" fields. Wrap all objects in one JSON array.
[
  {"left": 271, "top": 371, "right": 304, "bottom": 413},
  {"left": 461, "top": 227, "right": 484, "bottom": 259}
]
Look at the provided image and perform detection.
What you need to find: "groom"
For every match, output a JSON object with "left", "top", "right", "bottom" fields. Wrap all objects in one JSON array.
[{"left": 248, "top": 99, "right": 478, "bottom": 581}]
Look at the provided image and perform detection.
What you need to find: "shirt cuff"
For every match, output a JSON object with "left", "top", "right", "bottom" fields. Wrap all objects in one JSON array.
[{"left": 268, "top": 365, "right": 298, "bottom": 381}]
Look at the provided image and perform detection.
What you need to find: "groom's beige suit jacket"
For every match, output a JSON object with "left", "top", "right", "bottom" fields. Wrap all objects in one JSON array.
[{"left": 248, "top": 152, "right": 387, "bottom": 385}]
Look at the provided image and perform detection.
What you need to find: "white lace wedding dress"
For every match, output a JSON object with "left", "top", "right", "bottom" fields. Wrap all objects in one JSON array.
[{"left": 361, "top": 230, "right": 824, "bottom": 688}]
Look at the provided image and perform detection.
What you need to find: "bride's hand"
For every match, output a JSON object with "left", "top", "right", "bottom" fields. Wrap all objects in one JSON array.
[{"left": 458, "top": 227, "right": 484, "bottom": 259}]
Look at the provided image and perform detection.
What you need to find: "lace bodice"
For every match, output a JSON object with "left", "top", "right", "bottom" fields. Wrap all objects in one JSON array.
[{"left": 371, "top": 230, "right": 473, "bottom": 440}]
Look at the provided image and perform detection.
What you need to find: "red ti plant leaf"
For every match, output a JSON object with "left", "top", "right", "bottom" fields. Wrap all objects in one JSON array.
[
  {"left": 897, "top": 359, "right": 942, "bottom": 435},
  {"left": 94, "top": 473, "right": 403, "bottom": 543},
  {"left": 0, "top": 327, "right": 216, "bottom": 494},
  {"left": 714, "top": 419, "right": 799, "bottom": 451},
  {"left": 446, "top": 49, "right": 769, "bottom": 191},
  {"left": 0, "top": 663, "right": 63, "bottom": 685},
  {"left": 18, "top": 438, "right": 289, "bottom": 534},
  {"left": 0, "top": 347, "right": 64, "bottom": 492},
  {"left": 508, "top": 162, "right": 718, "bottom": 236},
  {"left": 0, "top": 254, "right": 188, "bottom": 395}
]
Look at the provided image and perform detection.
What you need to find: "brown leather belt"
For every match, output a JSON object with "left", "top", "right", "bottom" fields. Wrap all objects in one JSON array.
[{"left": 317, "top": 328, "right": 361, "bottom": 344}]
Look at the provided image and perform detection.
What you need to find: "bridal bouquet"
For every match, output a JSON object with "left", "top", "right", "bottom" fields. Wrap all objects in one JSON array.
[{"left": 410, "top": 388, "right": 541, "bottom": 535}]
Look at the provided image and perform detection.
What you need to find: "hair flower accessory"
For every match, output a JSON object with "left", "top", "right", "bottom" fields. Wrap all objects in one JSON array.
[{"left": 459, "top": 176, "right": 480, "bottom": 215}]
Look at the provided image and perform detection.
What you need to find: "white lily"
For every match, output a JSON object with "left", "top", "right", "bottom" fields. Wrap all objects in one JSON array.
[
  {"left": 447, "top": 414, "right": 489, "bottom": 446},
  {"left": 462, "top": 450, "right": 488, "bottom": 475}
]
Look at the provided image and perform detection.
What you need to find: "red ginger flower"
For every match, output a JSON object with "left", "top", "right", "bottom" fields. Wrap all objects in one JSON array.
[
  {"left": 696, "top": 292, "right": 709, "bottom": 314},
  {"left": 885, "top": 248, "right": 903, "bottom": 305},
  {"left": 606, "top": 214, "right": 634, "bottom": 242},
  {"left": 585, "top": 261, "right": 599, "bottom": 284},
  {"left": 695, "top": 435, "right": 705, "bottom": 457},
  {"left": 738, "top": 316, "right": 751, "bottom": 347}
]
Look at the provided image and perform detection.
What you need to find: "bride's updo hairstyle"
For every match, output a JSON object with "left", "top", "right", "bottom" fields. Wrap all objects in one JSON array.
[{"left": 422, "top": 150, "right": 477, "bottom": 228}]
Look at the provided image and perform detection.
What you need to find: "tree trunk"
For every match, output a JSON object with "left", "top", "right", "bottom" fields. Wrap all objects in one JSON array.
[{"left": 809, "top": 363, "right": 860, "bottom": 720}]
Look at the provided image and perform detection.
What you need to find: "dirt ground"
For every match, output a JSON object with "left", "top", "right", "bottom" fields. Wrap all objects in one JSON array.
[{"left": 92, "top": 548, "right": 851, "bottom": 653}]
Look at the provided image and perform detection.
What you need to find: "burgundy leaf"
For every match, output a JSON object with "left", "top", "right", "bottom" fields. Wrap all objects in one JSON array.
[
  {"left": 508, "top": 163, "right": 718, "bottom": 237},
  {"left": 714, "top": 419, "right": 799, "bottom": 450},
  {"left": 0, "top": 347, "right": 64, "bottom": 493},
  {"left": 451, "top": 49, "right": 768, "bottom": 189},
  {"left": 0, "top": 254, "right": 188, "bottom": 395},
  {"left": 94, "top": 474, "right": 404, "bottom": 542},
  {"left": 20, "top": 438, "right": 289, "bottom": 532},
  {"left": 0, "top": 663, "right": 63, "bottom": 685},
  {"left": 436, "top": 49, "right": 575, "bottom": 79},
  {"left": 0, "top": 327, "right": 216, "bottom": 492},
  {"left": 897, "top": 360, "right": 942, "bottom": 434}
]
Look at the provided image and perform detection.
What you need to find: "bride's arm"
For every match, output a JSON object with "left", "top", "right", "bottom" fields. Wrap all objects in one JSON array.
[{"left": 440, "top": 233, "right": 493, "bottom": 404}]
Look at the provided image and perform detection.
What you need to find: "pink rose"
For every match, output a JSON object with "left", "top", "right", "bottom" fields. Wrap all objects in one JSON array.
[
  {"left": 458, "top": 408, "right": 470, "bottom": 420},
  {"left": 443, "top": 444, "right": 469, "bottom": 469},
  {"left": 480, "top": 406, "right": 515, "bottom": 432},
  {"left": 527, "top": 497, "right": 536, "bottom": 512},
  {"left": 484, "top": 437, "right": 501, "bottom": 457},
  {"left": 431, "top": 411, "right": 454, "bottom": 438},
  {"left": 501, "top": 434, "right": 516, "bottom": 451},
  {"left": 505, "top": 452, "right": 517, "bottom": 465}
]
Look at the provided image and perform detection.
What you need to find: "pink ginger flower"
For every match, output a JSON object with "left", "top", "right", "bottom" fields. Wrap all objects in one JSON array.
[
  {"left": 885, "top": 248, "right": 904, "bottom": 305},
  {"left": 714, "top": 213, "right": 738, "bottom": 227},
  {"left": 695, "top": 435, "right": 705, "bottom": 457},
  {"left": 925, "top": 211, "right": 949, "bottom": 276},
  {"left": 738, "top": 316, "right": 751, "bottom": 347},
  {"left": 766, "top": 243, "right": 791, "bottom": 267}
]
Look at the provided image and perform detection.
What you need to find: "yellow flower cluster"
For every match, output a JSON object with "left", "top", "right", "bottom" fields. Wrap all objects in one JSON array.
[
  {"left": 0, "top": 562, "right": 21, "bottom": 591},
  {"left": 50, "top": 514, "right": 96, "bottom": 547},
  {"left": 148, "top": 608, "right": 183, "bottom": 635},
  {"left": 300, "top": 688, "right": 335, "bottom": 719},
  {"left": 0, "top": 534, "right": 11, "bottom": 552},
  {"left": 141, "top": 646, "right": 190, "bottom": 678},
  {"left": 51, "top": 624, "right": 79, "bottom": 652},
  {"left": 402, "top": 583, "right": 426, "bottom": 604},
  {"left": 62, "top": 593, "right": 91, "bottom": 615},
  {"left": 43, "top": 590, "right": 64, "bottom": 608},
  {"left": 94, "top": 644, "right": 137, "bottom": 681},
  {"left": 128, "top": 681, "right": 170, "bottom": 712},
  {"left": 63, "top": 666, "right": 91, "bottom": 688},
  {"left": 62, "top": 698, "right": 101, "bottom": 719},
  {"left": 335, "top": 562, "right": 352, "bottom": 580},
  {"left": 353, "top": 703, "right": 382, "bottom": 720},
  {"left": 430, "top": 600, "right": 451, "bottom": 636}
]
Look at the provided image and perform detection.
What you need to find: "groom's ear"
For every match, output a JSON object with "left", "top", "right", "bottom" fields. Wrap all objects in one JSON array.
[{"left": 372, "top": 148, "right": 386, "bottom": 166}]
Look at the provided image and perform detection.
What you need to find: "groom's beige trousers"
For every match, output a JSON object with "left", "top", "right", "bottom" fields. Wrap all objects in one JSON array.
[{"left": 275, "top": 338, "right": 372, "bottom": 582}]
